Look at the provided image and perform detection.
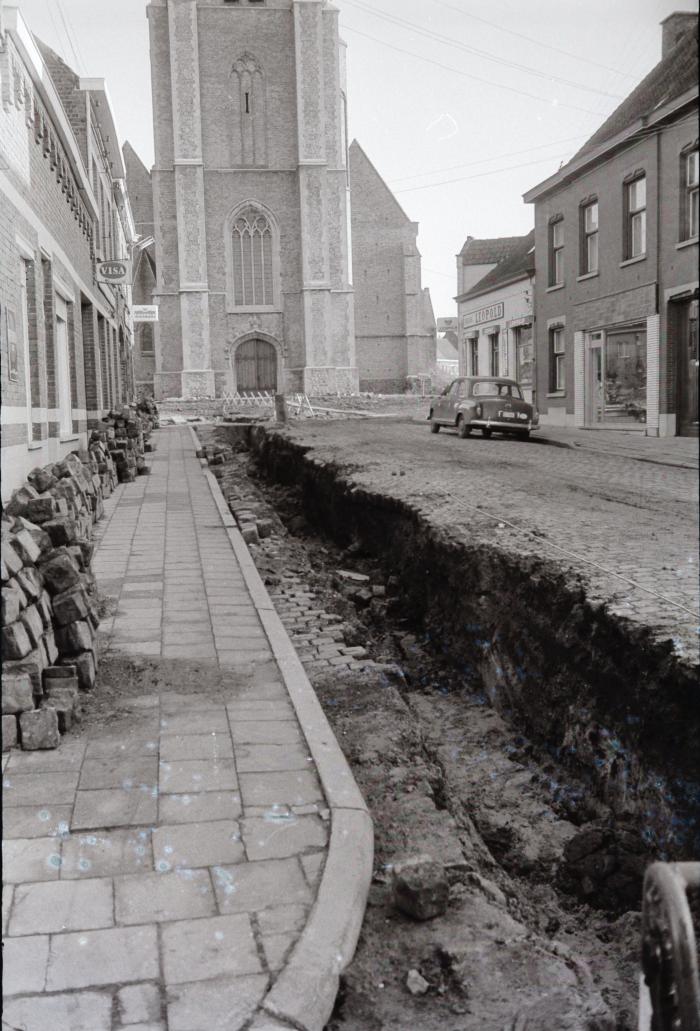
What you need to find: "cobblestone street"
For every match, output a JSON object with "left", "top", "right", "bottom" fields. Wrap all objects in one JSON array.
[{"left": 280, "top": 418, "right": 699, "bottom": 658}]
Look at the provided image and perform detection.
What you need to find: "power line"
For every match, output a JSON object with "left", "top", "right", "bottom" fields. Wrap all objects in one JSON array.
[
  {"left": 56, "top": 0, "right": 85, "bottom": 75},
  {"left": 341, "top": 25, "right": 608, "bottom": 116},
  {"left": 389, "top": 135, "right": 588, "bottom": 185},
  {"left": 58, "top": 0, "right": 89, "bottom": 75},
  {"left": 394, "top": 153, "right": 574, "bottom": 194},
  {"left": 343, "top": 0, "right": 623, "bottom": 100},
  {"left": 430, "top": 0, "right": 637, "bottom": 79}
]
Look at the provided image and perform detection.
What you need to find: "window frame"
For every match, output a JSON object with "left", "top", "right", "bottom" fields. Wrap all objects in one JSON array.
[
  {"left": 549, "top": 216, "right": 564, "bottom": 286},
  {"left": 488, "top": 330, "right": 500, "bottom": 377},
  {"left": 549, "top": 326, "right": 566, "bottom": 393},
  {"left": 580, "top": 199, "right": 599, "bottom": 275},
  {"left": 681, "top": 148, "right": 699, "bottom": 241},
  {"left": 624, "top": 174, "right": 647, "bottom": 260},
  {"left": 468, "top": 336, "right": 479, "bottom": 376},
  {"left": 226, "top": 203, "right": 280, "bottom": 313}
]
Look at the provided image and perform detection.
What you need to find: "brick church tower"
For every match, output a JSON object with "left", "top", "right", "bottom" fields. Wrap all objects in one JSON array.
[{"left": 147, "top": 0, "right": 358, "bottom": 399}]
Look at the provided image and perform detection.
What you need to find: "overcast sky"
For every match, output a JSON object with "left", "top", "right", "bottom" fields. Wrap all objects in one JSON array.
[{"left": 17, "top": 0, "right": 697, "bottom": 315}]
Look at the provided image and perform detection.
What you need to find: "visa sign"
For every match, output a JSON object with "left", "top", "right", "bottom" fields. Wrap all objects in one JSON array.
[{"left": 96, "top": 260, "right": 132, "bottom": 285}]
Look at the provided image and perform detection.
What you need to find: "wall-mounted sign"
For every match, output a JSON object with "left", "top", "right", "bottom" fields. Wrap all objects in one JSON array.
[
  {"left": 462, "top": 301, "right": 504, "bottom": 329},
  {"left": 437, "top": 317, "right": 459, "bottom": 333},
  {"left": 133, "top": 305, "right": 159, "bottom": 322},
  {"left": 96, "top": 260, "right": 132, "bottom": 285}
]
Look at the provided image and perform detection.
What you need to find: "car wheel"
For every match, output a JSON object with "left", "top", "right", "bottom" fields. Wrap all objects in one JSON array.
[
  {"left": 482, "top": 428, "right": 492, "bottom": 439},
  {"left": 457, "top": 416, "right": 471, "bottom": 438},
  {"left": 430, "top": 417, "right": 440, "bottom": 433},
  {"left": 518, "top": 430, "right": 530, "bottom": 441}
]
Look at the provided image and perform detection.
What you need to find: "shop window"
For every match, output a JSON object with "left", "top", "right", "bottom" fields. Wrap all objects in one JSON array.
[
  {"left": 580, "top": 200, "right": 599, "bottom": 274},
  {"left": 624, "top": 176, "right": 646, "bottom": 259},
  {"left": 548, "top": 217, "right": 564, "bottom": 286},
  {"left": 469, "top": 336, "right": 479, "bottom": 375},
  {"left": 681, "top": 149, "right": 699, "bottom": 241},
  {"left": 549, "top": 326, "right": 565, "bottom": 392},
  {"left": 489, "top": 331, "right": 499, "bottom": 376}
]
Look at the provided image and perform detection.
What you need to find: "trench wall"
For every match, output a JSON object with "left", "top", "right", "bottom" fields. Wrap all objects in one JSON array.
[{"left": 247, "top": 426, "right": 700, "bottom": 858}]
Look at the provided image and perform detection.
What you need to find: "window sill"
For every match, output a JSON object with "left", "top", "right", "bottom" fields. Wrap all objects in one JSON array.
[
  {"left": 59, "top": 434, "right": 80, "bottom": 444},
  {"left": 546, "top": 391, "right": 566, "bottom": 398},
  {"left": 676, "top": 237, "right": 699, "bottom": 250},
  {"left": 620, "top": 254, "right": 646, "bottom": 268},
  {"left": 577, "top": 271, "right": 599, "bottom": 282},
  {"left": 27, "top": 441, "right": 44, "bottom": 451},
  {"left": 546, "top": 283, "right": 565, "bottom": 293}
]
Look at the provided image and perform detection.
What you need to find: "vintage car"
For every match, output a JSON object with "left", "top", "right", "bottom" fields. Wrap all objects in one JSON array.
[{"left": 428, "top": 377, "right": 539, "bottom": 439}]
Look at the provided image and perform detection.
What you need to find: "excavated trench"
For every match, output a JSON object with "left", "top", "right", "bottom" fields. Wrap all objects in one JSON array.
[{"left": 201, "top": 423, "right": 699, "bottom": 1030}]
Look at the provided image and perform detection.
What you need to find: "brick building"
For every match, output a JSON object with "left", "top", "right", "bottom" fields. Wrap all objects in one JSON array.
[
  {"left": 0, "top": 5, "right": 136, "bottom": 499},
  {"left": 456, "top": 232, "right": 536, "bottom": 402},
  {"left": 349, "top": 141, "right": 436, "bottom": 393},
  {"left": 147, "top": 0, "right": 358, "bottom": 400},
  {"left": 524, "top": 12, "right": 698, "bottom": 436}
]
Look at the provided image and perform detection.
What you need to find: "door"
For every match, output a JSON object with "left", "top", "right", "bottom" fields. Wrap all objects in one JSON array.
[
  {"left": 585, "top": 339, "right": 604, "bottom": 426},
  {"left": 677, "top": 299, "right": 699, "bottom": 436},
  {"left": 234, "top": 338, "right": 277, "bottom": 394},
  {"left": 435, "top": 380, "right": 460, "bottom": 422},
  {"left": 55, "top": 296, "right": 73, "bottom": 438}
]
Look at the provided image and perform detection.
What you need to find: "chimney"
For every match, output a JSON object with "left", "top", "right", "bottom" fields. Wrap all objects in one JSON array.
[{"left": 661, "top": 11, "right": 698, "bottom": 58}]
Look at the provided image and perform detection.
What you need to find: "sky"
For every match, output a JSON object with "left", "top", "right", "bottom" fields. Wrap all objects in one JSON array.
[{"left": 16, "top": 0, "right": 699, "bottom": 316}]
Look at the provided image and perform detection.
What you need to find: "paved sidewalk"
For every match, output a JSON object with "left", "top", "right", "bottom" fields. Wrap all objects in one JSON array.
[{"left": 2, "top": 427, "right": 371, "bottom": 1031}]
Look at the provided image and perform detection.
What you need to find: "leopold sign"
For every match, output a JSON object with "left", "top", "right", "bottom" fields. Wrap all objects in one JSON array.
[
  {"left": 133, "top": 305, "right": 159, "bottom": 322},
  {"left": 96, "top": 260, "right": 131, "bottom": 285},
  {"left": 462, "top": 301, "right": 504, "bottom": 329}
]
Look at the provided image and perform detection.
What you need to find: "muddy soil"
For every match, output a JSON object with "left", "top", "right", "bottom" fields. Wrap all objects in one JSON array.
[{"left": 199, "top": 426, "right": 645, "bottom": 1030}]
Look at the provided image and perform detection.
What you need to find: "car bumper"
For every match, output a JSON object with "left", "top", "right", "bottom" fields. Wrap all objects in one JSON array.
[{"left": 470, "top": 419, "right": 538, "bottom": 432}]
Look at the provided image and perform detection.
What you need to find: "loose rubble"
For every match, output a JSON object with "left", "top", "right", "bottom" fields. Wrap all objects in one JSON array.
[{"left": 1, "top": 404, "right": 156, "bottom": 751}]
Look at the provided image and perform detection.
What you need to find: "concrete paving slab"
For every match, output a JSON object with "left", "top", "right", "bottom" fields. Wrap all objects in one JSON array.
[
  {"left": 114, "top": 868, "right": 217, "bottom": 923},
  {"left": 161, "top": 913, "right": 261, "bottom": 983},
  {"left": 159, "top": 758, "right": 238, "bottom": 793},
  {"left": 158, "top": 791, "right": 242, "bottom": 825},
  {"left": 60, "top": 827, "right": 154, "bottom": 879},
  {"left": 2, "top": 990, "right": 113, "bottom": 1031},
  {"left": 2, "top": 934, "right": 50, "bottom": 994},
  {"left": 117, "top": 982, "right": 162, "bottom": 1025},
  {"left": 9, "top": 877, "right": 114, "bottom": 935},
  {"left": 238, "top": 770, "right": 324, "bottom": 808},
  {"left": 153, "top": 820, "right": 244, "bottom": 868},
  {"left": 212, "top": 857, "right": 312, "bottom": 914},
  {"left": 160, "top": 732, "right": 234, "bottom": 760},
  {"left": 242, "top": 815, "right": 328, "bottom": 860},
  {"left": 72, "top": 788, "right": 158, "bottom": 829},
  {"left": 235, "top": 742, "right": 312, "bottom": 773},
  {"left": 2, "top": 837, "right": 63, "bottom": 883},
  {"left": 167, "top": 974, "right": 269, "bottom": 1031},
  {"left": 3, "top": 770, "right": 79, "bottom": 806},
  {"left": 46, "top": 925, "right": 160, "bottom": 990},
  {"left": 79, "top": 755, "right": 159, "bottom": 790}
]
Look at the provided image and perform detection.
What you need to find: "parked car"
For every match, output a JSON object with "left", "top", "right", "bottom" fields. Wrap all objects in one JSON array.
[{"left": 428, "top": 377, "right": 539, "bottom": 439}]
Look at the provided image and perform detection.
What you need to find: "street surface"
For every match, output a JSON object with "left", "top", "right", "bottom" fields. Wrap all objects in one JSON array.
[{"left": 284, "top": 416, "right": 699, "bottom": 661}]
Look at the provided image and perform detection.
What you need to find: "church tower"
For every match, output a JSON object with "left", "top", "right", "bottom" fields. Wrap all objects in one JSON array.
[{"left": 147, "top": 0, "right": 358, "bottom": 399}]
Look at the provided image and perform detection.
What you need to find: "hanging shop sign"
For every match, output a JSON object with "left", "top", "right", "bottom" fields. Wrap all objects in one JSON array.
[
  {"left": 437, "top": 317, "right": 459, "bottom": 333},
  {"left": 96, "top": 259, "right": 132, "bottom": 285},
  {"left": 462, "top": 301, "right": 504, "bottom": 329},
  {"left": 132, "top": 305, "right": 159, "bottom": 322}
]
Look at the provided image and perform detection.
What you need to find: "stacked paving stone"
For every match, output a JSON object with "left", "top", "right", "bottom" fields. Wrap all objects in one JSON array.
[
  {"left": 1, "top": 409, "right": 152, "bottom": 753},
  {"left": 98, "top": 404, "right": 156, "bottom": 482}
]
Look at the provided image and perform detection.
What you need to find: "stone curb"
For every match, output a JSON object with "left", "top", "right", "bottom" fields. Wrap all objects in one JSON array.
[{"left": 191, "top": 426, "right": 374, "bottom": 1031}]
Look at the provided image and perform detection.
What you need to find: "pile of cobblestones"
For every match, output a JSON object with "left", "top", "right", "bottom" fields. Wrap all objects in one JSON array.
[{"left": 1, "top": 406, "right": 156, "bottom": 753}]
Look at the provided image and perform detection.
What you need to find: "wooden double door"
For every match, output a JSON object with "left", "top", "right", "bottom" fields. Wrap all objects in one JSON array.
[
  {"left": 234, "top": 338, "right": 277, "bottom": 394},
  {"left": 675, "top": 298, "right": 699, "bottom": 437}
]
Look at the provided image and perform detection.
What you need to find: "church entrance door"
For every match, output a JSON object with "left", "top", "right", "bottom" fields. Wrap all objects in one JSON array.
[{"left": 235, "top": 338, "right": 277, "bottom": 393}]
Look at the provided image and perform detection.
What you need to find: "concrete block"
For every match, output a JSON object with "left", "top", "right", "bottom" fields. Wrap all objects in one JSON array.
[
  {"left": 16, "top": 565, "right": 43, "bottom": 601},
  {"left": 256, "top": 518, "right": 275, "bottom": 539},
  {"left": 43, "top": 629, "right": 59, "bottom": 665},
  {"left": 37, "top": 591, "right": 54, "bottom": 628},
  {"left": 2, "top": 673, "right": 34, "bottom": 714},
  {"left": 2, "top": 714, "right": 18, "bottom": 751},
  {"left": 22, "top": 495, "right": 58, "bottom": 524},
  {"left": 390, "top": 855, "right": 449, "bottom": 920},
  {"left": 60, "top": 651, "right": 96, "bottom": 691},
  {"left": 52, "top": 585, "right": 89, "bottom": 626},
  {"left": 19, "top": 707, "right": 60, "bottom": 750},
  {"left": 3, "top": 648, "right": 46, "bottom": 696},
  {"left": 12, "top": 517, "right": 53, "bottom": 557},
  {"left": 44, "top": 664, "right": 78, "bottom": 683},
  {"left": 2, "top": 620, "right": 33, "bottom": 659},
  {"left": 39, "top": 552, "right": 81, "bottom": 595},
  {"left": 27, "top": 465, "right": 57, "bottom": 493},
  {"left": 2, "top": 540, "right": 24, "bottom": 577},
  {"left": 43, "top": 516, "right": 80, "bottom": 547},
  {"left": 12, "top": 528, "right": 42, "bottom": 565},
  {"left": 56, "top": 620, "right": 94, "bottom": 654},
  {"left": 240, "top": 523, "right": 260, "bottom": 545},
  {"left": 2, "top": 580, "right": 24, "bottom": 625},
  {"left": 21, "top": 604, "right": 45, "bottom": 647},
  {"left": 42, "top": 698, "right": 73, "bottom": 733}
]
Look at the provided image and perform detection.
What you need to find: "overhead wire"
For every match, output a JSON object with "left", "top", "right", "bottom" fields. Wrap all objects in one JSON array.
[
  {"left": 389, "top": 136, "right": 589, "bottom": 185},
  {"left": 343, "top": 0, "right": 623, "bottom": 100},
  {"left": 58, "top": 0, "right": 89, "bottom": 75},
  {"left": 55, "top": 0, "right": 85, "bottom": 75},
  {"left": 340, "top": 25, "right": 609, "bottom": 117},
  {"left": 429, "top": 0, "right": 638, "bottom": 79},
  {"left": 394, "top": 152, "right": 574, "bottom": 193}
]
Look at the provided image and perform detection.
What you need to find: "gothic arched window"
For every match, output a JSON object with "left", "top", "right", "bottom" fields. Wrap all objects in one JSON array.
[
  {"left": 231, "top": 207, "right": 275, "bottom": 307},
  {"left": 231, "top": 53, "right": 267, "bottom": 167}
]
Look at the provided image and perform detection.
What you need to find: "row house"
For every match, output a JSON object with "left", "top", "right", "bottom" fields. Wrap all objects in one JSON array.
[
  {"left": 524, "top": 12, "right": 698, "bottom": 437},
  {"left": 0, "top": 5, "right": 136, "bottom": 500},
  {"left": 455, "top": 232, "right": 535, "bottom": 402}
]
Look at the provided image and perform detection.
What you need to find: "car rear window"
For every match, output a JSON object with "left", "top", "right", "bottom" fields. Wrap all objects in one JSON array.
[{"left": 472, "top": 381, "right": 523, "bottom": 399}]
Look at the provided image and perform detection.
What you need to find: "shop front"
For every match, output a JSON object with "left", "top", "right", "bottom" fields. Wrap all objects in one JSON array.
[{"left": 583, "top": 323, "right": 647, "bottom": 428}]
